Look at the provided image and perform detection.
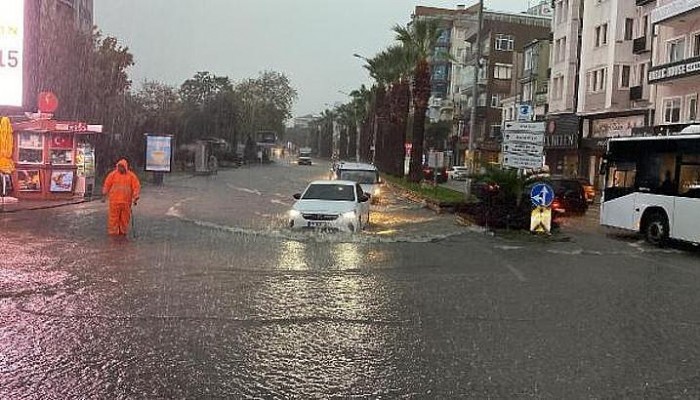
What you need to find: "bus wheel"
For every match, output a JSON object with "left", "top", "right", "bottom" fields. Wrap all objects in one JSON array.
[{"left": 644, "top": 212, "right": 669, "bottom": 247}]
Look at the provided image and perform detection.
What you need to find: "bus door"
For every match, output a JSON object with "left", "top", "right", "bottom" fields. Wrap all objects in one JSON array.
[
  {"left": 601, "top": 160, "right": 638, "bottom": 230},
  {"left": 671, "top": 156, "right": 700, "bottom": 242}
]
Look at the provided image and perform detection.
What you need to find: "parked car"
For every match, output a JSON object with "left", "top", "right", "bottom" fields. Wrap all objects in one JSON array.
[
  {"left": 577, "top": 178, "right": 596, "bottom": 203},
  {"left": 447, "top": 166, "right": 470, "bottom": 181},
  {"left": 288, "top": 180, "right": 370, "bottom": 233},
  {"left": 550, "top": 177, "right": 589, "bottom": 215},
  {"left": 422, "top": 166, "right": 448, "bottom": 183}
]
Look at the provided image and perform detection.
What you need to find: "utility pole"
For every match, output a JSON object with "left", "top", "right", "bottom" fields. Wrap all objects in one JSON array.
[{"left": 468, "top": 0, "right": 484, "bottom": 173}]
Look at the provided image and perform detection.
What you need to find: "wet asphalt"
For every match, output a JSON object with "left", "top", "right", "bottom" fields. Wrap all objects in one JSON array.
[{"left": 2, "top": 159, "right": 700, "bottom": 399}]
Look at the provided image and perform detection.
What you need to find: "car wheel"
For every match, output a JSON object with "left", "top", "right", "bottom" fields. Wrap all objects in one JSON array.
[{"left": 644, "top": 212, "right": 669, "bottom": 247}]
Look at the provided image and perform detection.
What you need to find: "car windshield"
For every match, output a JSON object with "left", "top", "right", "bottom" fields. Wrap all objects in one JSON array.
[
  {"left": 302, "top": 184, "right": 356, "bottom": 201},
  {"left": 339, "top": 170, "right": 378, "bottom": 184}
]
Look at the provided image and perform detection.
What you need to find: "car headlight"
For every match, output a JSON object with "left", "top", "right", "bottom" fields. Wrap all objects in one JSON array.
[
  {"left": 289, "top": 210, "right": 301, "bottom": 218},
  {"left": 342, "top": 211, "right": 356, "bottom": 219}
]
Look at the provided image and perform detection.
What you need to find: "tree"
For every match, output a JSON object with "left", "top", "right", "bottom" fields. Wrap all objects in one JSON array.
[
  {"left": 394, "top": 19, "right": 442, "bottom": 182},
  {"left": 235, "top": 71, "right": 298, "bottom": 139}
]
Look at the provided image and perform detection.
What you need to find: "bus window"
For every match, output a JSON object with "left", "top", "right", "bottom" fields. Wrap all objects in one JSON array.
[
  {"left": 679, "top": 164, "right": 700, "bottom": 198},
  {"left": 607, "top": 162, "right": 636, "bottom": 189}
]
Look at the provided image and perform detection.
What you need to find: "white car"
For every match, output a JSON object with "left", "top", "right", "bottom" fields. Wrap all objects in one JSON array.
[
  {"left": 447, "top": 166, "right": 469, "bottom": 181},
  {"left": 289, "top": 180, "right": 371, "bottom": 233}
]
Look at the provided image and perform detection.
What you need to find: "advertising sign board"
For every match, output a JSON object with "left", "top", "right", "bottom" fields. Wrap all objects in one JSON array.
[
  {"left": 145, "top": 135, "right": 173, "bottom": 172},
  {"left": 0, "top": 0, "right": 24, "bottom": 107}
]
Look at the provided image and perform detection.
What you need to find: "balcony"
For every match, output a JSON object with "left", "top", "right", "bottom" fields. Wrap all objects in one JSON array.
[
  {"left": 636, "top": 0, "right": 655, "bottom": 5},
  {"left": 633, "top": 36, "right": 649, "bottom": 54},
  {"left": 630, "top": 86, "right": 643, "bottom": 101}
]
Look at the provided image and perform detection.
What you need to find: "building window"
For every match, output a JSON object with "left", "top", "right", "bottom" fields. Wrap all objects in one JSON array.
[
  {"left": 562, "top": 0, "right": 568, "bottom": 22},
  {"left": 587, "top": 68, "right": 606, "bottom": 93},
  {"left": 478, "top": 93, "right": 487, "bottom": 106},
  {"left": 524, "top": 48, "right": 534, "bottom": 71},
  {"left": 693, "top": 33, "right": 700, "bottom": 58},
  {"left": 523, "top": 82, "right": 533, "bottom": 102},
  {"left": 557, "top": 76, "right": 564, "bottom": 99},
  {"left": 642, "top": 15, "right": 649, "bottom": 37},
  {"left": 624, "top": 18, "right": 634, "bottom": 41},
  {"left": 555, "top": 37, "right": 567, "bottom": 63},
  {"left": 595, "top": 23, "right": 608, "bottom": 47},
  {"left": 495, "top": 34, "right": 514, "bottom": 51},
  {"left": 620, "top": 65, "right": 631, "bottom": 88},
  {"left": 493, "top": 63, "right": 513, "bottom": 80},
  {"left": 664, "top": 97, "right": 682, "bottom": 123},
  {"left": 667, "top": 38, "right": 686, "bottom": 63},
  {"left": 491, "top": 125, "right": 502, "bottom": 138},
  {"left": 638, "top": 63, "right": 646, "bottom": 86},
  {"left": 688, "top": 95, "right": 698, "bottom": 121},
  {"left": 18, "top": 132, "right": 44, "bottom": 164},
  {"left": 491, "top": 94, "right": 503, "bottom": 108}
]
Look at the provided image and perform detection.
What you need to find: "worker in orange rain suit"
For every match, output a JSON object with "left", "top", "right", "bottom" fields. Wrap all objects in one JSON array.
[{"left": 102, "top": 159, "right": 141, "bottom": 236}]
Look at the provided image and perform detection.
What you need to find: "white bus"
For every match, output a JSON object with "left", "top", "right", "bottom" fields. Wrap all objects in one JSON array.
[{"left": 600, "top": 134, "right": 700, "bottom": 246}]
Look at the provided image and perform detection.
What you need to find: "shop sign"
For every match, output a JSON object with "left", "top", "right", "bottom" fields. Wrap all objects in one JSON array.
[
  {"left": 0, "top": 0, "right": 24, "bottom": 107},
  {"left": 591, "top": 116, "right": 644, "bottom": 138},
  {"left": 145, "top": 134, "right": 173, "bottom": 172},
  {"left": 648, "top": 56, "right": 700, "bottom": 84},
  {"left": 544, "top": 133, "right": 578, "bottom": 149}
]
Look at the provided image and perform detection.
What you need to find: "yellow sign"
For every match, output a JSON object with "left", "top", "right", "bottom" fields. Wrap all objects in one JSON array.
[{"left": 530, "top": 206, "right": 552, "bottom": 234}]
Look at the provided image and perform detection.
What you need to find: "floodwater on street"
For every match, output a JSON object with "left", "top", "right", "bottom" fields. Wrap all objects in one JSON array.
[{"left": 2, "top": 161, "right": 700, "bottom": 398}]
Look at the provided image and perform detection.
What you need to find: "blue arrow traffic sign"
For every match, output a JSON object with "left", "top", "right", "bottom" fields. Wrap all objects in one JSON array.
[{"left": 530, "top": 183, "right": 554, "bottom": 207}]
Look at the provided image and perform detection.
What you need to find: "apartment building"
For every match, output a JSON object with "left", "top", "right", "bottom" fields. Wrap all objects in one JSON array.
[
  {"left": 546, "top": 0, "right": 583, "bottom": 177},
  {"left": 462, "top": 10, "right": 551, "bottom": 165},
  {"left": 648, "top": 0, "right": 700, "bottom": 133},
  {"left": 576, "top": 0, "right": 653, "bottom": 187},
  {"left": 413, "top": 5, "right": 478, "bottom": 124}
]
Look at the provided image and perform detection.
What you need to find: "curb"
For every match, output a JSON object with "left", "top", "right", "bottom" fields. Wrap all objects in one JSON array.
[{"left": 0, "top": 199, "right": 91, "bottom": 214}]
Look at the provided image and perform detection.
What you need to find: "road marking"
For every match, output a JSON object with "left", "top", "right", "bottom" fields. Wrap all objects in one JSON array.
[
  {"left": 504, "top": 263, "right": 527, "bottom": 282},
  {"left": 270, "top": 199, "right": 288, "bottom": 206},
  {"left": 226, "top": 184, "right": 262, "bottom": 196}
]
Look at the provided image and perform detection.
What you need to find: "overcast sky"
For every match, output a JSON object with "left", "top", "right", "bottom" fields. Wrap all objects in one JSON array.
[{"left": 95, "top": 0, "right": 532, "bottom": 118}]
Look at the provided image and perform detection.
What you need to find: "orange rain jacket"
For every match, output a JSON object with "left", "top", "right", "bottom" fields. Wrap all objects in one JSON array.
[{"left": 103, "top": 159, "right": 141, "bottom": 204}]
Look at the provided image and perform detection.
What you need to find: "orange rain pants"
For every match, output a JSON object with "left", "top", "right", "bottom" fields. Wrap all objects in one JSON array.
[{"left": 108, "top": 203, "right": 132, "bottom": 236}]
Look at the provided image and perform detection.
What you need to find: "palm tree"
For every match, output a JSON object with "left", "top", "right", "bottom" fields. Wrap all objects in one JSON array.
[
  {"left": 394, "top": 19, "right": 442, "bottom": 182},
  {"left": 364, "top": 45, "right": 413, "bottom": 175}
]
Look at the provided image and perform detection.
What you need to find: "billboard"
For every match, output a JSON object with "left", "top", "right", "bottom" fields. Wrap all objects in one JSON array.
[
  {"left": 145, "top": 134, "right": 173, "bottom": 172},
  {"left": 0, "top": 0, "right": 24, "bottom": 107}
]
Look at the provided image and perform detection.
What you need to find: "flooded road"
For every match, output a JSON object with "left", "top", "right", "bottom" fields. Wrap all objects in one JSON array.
[{"left": 2, "top": 161, "right": 700, "bottom": 398}]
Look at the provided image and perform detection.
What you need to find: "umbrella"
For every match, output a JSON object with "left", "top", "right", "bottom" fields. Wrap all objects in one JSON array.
[{"left": 0, "top": 117, "right": 15, "bottom": 174}]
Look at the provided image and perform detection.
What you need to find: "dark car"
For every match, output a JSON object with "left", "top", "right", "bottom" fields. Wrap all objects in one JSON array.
[
  {"left": 550, "top": 178, "right": 588, "bottom": 215},
  {"left": 422, "top": 166, "right": 448, "bottom": 183}
]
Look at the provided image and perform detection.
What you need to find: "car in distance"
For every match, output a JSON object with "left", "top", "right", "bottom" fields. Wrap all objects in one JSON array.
[
  {"left": 577, "top": 178, "right": 596, "bottom": 203},
  {"left": 289, "top": 180, "right": 371, "bottom": 233},
  {"left": 550, "top": 177, "right": 589, "bottom": 215},
  {"left": 447, "top": 166, "right": 469, "bottom": 181},
  {"left": 332, "top": 162, "right": 384, "bottom": 204},
  {"left": 297, "top": 147, "right": 312, "bottom": 165},
  {"left": 422, "top": 166, "right": 448, "bottom": 183}
]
